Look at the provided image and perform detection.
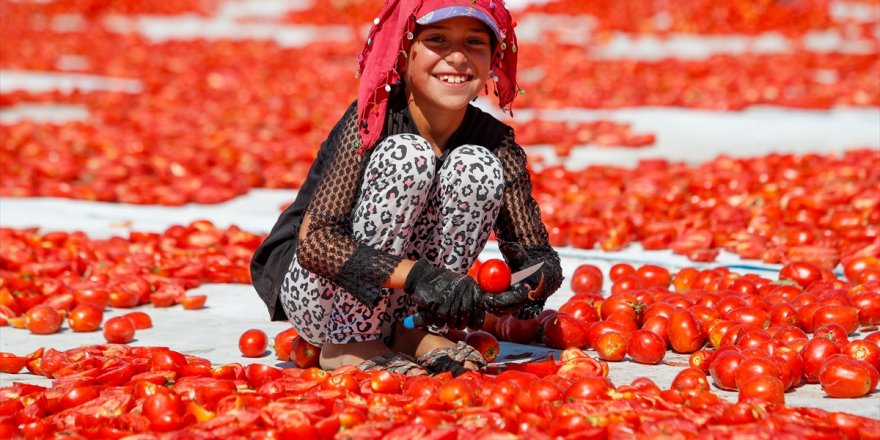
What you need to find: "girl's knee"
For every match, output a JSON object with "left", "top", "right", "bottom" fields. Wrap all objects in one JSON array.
[
  {"left": 369, "top": 134, "right": 437, "bottom": 187},
  {"left": 442, "top": 145, "right": 504, "bottom": 194}
]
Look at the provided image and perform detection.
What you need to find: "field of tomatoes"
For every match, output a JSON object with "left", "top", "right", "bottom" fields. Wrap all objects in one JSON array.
[{"left": 2, "top": 0, "right": 880, "bottom": 437}]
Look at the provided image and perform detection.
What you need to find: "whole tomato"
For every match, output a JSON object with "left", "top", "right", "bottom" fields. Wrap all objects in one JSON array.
[
  {"left": 819, "top": 355, "right": 877, "bottom": 398},
  {"left": 502, "top": 316, "right": 539, "bottom": 345},
  {"left": 103, "top": 316, "right": 136, "bottom": 344},
  {"left": 779, "top": 261, "right": 823, "bottom": 289},
  {"left": 843, "top": 340, "right": 880, "bottom": 371},
  {"left": 239, "top": 329, "right": 268, "bottom": 358},
  {"left": 594, "top": 331, "right": 627, "bottom": 361},
  {"left": 122, "top": 311, "right": 153, "bottom": 330},
  {"left": 570, "top": 264, "right": 603, "bottom": 294},
  {"left": 68, "top": 304, "right": 103, "bottom": 332},
  {"left": 464, "top": 330, "right": 500, "bottom": 362},
  {"left": 634, "top": 264, "right": 671, "bottom": 288},
  {"left": 273, "top": 327, "right": 299, "bottom": 361},
  {"left": 671, "top": 367, "right": 710, "bottom": 392},
  {"left": 709, "top": 350, "right": 744, "bottom": 391},
  {"left": 25, "top": 304, "right": 63, "bottom": 335},
  {"left": 626, "top": 330, "right": 666, "bottom": 365},
  {"left": 668, "top": 308, "right": 704, "bottom": 354},
  {"left": 801, "top": 337, "right": 842, "bottom": 383},
  {"left": 290, "top": 336, "right": 320, "bottom": 368},
  {"left": 542, "top": 313, "right": 589, "bottom": 349},
  {"left": 738, "top": 375, "right": 785, "bottom": 405},
  {"left": 478, "top": 259, "right": 511, "bottom": 294},
  {"left": 734, "top": 357, "right": 781, "bottom": 390},
  {"left": 564, "top": 377, "right": 613, "bottom": 401},
  {"left": 849, "top": 292, "right": 880, "bottom": 325}
]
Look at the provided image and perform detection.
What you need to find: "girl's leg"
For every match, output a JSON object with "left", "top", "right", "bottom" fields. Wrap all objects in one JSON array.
[
  {"left": 278, "top": 134, "right": 436, "bottom": 369},
  {"left": 393, "top": 145, "right": 504, "bottom": 364}
]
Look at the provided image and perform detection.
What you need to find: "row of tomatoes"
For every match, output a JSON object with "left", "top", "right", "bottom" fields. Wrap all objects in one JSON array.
[
  {"left": 0, "top": 222, "right": 263, "bottom": 332},
  {"left": 534, "top": 149, "right": 879, "bottom": 264},
  {"left": 3, "top": 343, "right": 879, "bottom": 438},
  {"left": 476, "top": 259, "right": 880, "bottom": 400}
]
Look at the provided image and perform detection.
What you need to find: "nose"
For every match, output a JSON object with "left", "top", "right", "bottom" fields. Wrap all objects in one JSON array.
[{"left": 443, "top": 44, "right": 468, "bottom": 66}]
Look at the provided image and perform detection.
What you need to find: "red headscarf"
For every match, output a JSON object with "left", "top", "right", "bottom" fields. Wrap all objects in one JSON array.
[{"left": 355, "top": 0, "right": 520, "bottom": 156}]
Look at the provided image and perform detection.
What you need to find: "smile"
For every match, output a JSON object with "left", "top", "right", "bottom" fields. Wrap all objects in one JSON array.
[{"left": 434, "top": 74, "right": 473, "bottom": 84}]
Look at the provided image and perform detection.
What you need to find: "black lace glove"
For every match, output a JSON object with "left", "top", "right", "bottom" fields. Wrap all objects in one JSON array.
[
  {"left": 499, "top": 241, "right": 548, "bottom": 320},
  {"left": 404, "top": 259, "right": 529, "bottom": 329}
]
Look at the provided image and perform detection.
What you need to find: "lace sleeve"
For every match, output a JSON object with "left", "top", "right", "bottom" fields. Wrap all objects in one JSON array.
[
  {"left": 296, "top": 104, "right": 404, "bottom": 308},
  {"left": 493, "top": 130, "right": 564, "bottom": 297}
]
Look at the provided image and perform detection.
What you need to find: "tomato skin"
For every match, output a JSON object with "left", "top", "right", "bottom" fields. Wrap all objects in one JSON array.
[
  {"left": 570, "top": 264, "right": 603, "bottom": 294},
  {"left": 626, "top": 330, "right": 665, "bottom": 365},
  {"left": 595, "top": 331, "right": 627, "bottom": 361},
  {"left": 273, "top": 327, "right": 299, "bottom": 361},
  {"left": 779, "top": 261, "right": 823, "bottom": 289},
  {"left": 819, "top": 355, "right": 876, "bottom": 398},
  {"left": 0, "top": 353, "right": 28, "bottom": 374},
  {"left": 102, "top": 316, "right": 136, "bottom": 344},
  {"left": 464, "top": 330, "right": 500, "bottom": 362},
  {"left": 843, "top": 340, "right": 880, "bottom": 371},
  {"left": 738, "top": 375, "right": 785, "bottom": 405},
  {"left": 68, "top": 304, "right": 103, "bottom": 332},
  {"left": 122, "top": 311, "right": 153, "bottom": 329},
  {"left": 668, "top": 308, "right": 704, "bottom": 354},
  {"left": 25, "top": 304, "right": 63, "bottom": 335},
  {"left": 709, "top": 350, "right": 744, "bottom": 391},
  {"left": 564, "top": 376, "right": 613, "bottom": 401},
  {"left": 478, "top": 259, "right": 511, "bottom": 294},
  {"left": 290, "top": 336, "right": 320, "bottom": 368},
  {"left": 238, "top": 329, "right": 268, "bottom": 358},
  {"left": 801, "top": 337, "right": 842, "bottom": 383}
]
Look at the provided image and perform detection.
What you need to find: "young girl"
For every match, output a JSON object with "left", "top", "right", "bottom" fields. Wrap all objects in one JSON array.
[{"left": 251, "top": 0, "right": 562, "bottom": 376}]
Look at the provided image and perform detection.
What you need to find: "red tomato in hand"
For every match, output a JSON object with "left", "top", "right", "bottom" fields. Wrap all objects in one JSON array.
[
  {"left": 478, "top": 259, "right": 511, "bottom": 294},
  {"left": 103, "top": 316, "right": 136, "bottom": 343},
  {"left": 239, "top": 329, "right": 268, "bottom": 358}
]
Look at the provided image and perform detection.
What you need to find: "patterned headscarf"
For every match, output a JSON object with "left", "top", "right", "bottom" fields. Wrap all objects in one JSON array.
[{"left": 355, "top": 0, "right": 520, "bottom": 156}]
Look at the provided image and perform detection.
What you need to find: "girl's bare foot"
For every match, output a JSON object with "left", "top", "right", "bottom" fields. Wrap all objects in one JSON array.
[
  {"left": 392, "top": 324, "right": 481, "bottom": 371},
  {"left": 318, "top": 339, "right": 393, "bottom": 370}
]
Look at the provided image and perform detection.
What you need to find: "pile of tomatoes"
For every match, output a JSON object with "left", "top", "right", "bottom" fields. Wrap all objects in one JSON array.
[
  {"left": 4, "top": 343, "right": 880, "bottom": 438},
  {"left": 483, "top": 258, "right": 880, "bottom": 402},
  {"left": 0, "top": 222, "right": 263, "bottom": 334}
]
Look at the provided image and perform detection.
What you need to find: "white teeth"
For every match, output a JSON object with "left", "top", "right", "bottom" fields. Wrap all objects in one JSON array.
[{"left": 438, "top": 75, "right": 468, "bottom": 84}]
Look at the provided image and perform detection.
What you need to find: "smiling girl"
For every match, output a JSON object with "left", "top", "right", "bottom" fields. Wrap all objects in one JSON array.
[{"left": 251, "top": 0, "right": 562, "bottom": 376}]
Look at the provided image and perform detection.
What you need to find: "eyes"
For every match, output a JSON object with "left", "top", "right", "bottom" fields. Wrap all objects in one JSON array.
[{"left": 419, "top": 32, "right": 491, "bottom": 50}]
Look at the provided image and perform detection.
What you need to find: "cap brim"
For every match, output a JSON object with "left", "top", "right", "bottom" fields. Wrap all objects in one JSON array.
[{"left": 416, "top": 6, "right": 503, "bottom": 41}]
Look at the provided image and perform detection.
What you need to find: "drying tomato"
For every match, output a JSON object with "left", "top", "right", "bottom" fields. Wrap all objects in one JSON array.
[
  {"left": 478, "top": 259, "right": 512, "bottom": 294},
  {"left": 801, "top": 337, "right": 842, "bottom": 383},
  {"left": 595, "top": 331, "right": 627, "bottom": 361},
  {"left": 564, "top": 376, "right": 613, "bottom": 401},
  {"left": 668, "top": 308, "right": 704, "bottom": 354},
  {"left": 273, "top": 327, "right": 299, "bottom": 361},
  {"left": 738, "top": 375, "right": 785, "bottom": 404},
  {"left": 464, "top": 330, "right": 500, "bottom": 363},
  {"left": 542, "top": 313, "right": 589, "bottom": 349},
  {"left": 103, "top": 316, "right": 136, "bottom": 344},
  {"left": 779, "top": 261, "right": 823, "bottom": 289},
  {"left": 843, "top": 340, "right": 880, "bottom": 371},
  {"left": 122, "top": 311, "right": 153, "bottom": 329},
  {"left": 0, "top": 353, "right": 27, "bottom": 374},
  {"left": 819, "top": 355, "right": 877, "bottom": 398},
  {"left": 627, "top": 330, "right": 666, "bottom": 365},
  {"left": 570, "top": 264, "right": 603, "bottom": 294},
  {"left": 369, "top": 370, "right": 403, "bottom": 394},
  {"left": 290, "top": 336, "right": 320, "bottom": 368},
  {"left": 25, "top": 304, "right": 62, "bottom": 335},
  {"left": 180, "top": 295, "right": 207, "bottom": 310},
  {"left": 239, "top": 329, "right": 268, "bottom": 358},
  {"left": 67, "top": 304, "right": 103, "bottom": 332}
]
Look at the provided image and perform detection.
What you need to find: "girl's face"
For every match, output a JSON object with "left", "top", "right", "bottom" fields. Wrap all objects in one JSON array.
[{"left": 405, "top": 17, "right": 493, "bottom": 114}]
